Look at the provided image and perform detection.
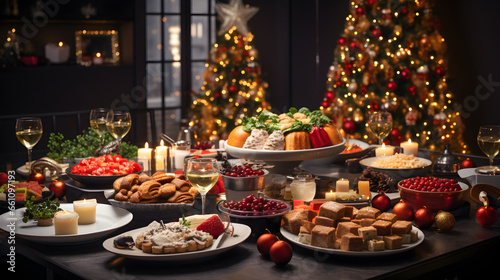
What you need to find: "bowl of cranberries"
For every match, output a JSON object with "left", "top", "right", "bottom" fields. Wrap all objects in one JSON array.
[
  {"left": 218, "top": 194, "right": 291, "bottom": 236},
  {"left": 220, "top": 163, "right": 269, "bottom": 201},
  {"left": 398, "top": 177, "right": 469, "bottom": 212}
]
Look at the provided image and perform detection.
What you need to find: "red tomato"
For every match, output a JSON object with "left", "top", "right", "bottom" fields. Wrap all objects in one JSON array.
[{"left": 105, "top": 155, "right": 114, "bottom": 163}]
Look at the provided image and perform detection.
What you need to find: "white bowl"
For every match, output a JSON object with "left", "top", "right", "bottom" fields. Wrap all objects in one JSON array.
[{"left": 359, "top": 156, "right": 432, "bottom": 181}]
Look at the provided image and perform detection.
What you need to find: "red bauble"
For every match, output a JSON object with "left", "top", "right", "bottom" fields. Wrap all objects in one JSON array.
[
  {"left": 370, "top": 100, "right": 379, "bottom": 111},
  {"left": 0, "top": 172, "right": 7, "bottom": 185},
  {"left": 461, "top": 158, "right": 476, "bottom": 169},
  {"left": 325, "top": 91, "right": 334, "bottom": 101},
  {"left": 476, "top": 205, "right": 497, "bottom": 227},
  {"left": 414, "top": 207, "right": 435, "bottom": 228},
  {"left": 214, "top": 92, "right": 221, "bottom": 98},
  {"left": 393, "top": 201, "right": 414, "bottom": 221},
  {"left": 390, "top": 128, "right": 401, "bottom": 139},
  {"left": 49, "top": 181, "right": 67, "bottom": 198},
  {"left": 371, "top": 28, "right": 381, "bottom": 38},
  {"left": 409, "top": 85, "right": 416, "bottom": 96},
  {"left": 27, "top": 172, "right": 46, "bottom": 184},
  {"left": 371, "top": 192, "right": 391, "bottom": 212},
  {"left": 401, "top": 68, "right": 411, "bottom": 80},
  {"left": 269, "top": 240, "right": 293, "bottom": 266},
  {"left": 387, "top": 81, "right": 397, "bottom": 92},
  {"left": 435, "top": 66, "right": 446, "bottom": 78},
  {"left": 337, "top": 37, "right": 347, "bottom": 45},
  {"left": 366, "top": 0, "right": 376, "bottom": 7},
  {"left": 321, "top": 101, "right": 329, "bottom": 108},
  {"left": 343, "top": 120, "right": 356, "bottom": 134},
  {"left": 229, "top": 85, "right": 238, "bottom": 92},
  {"left": 356, "top": 7, "right": 365, "bottom": 16},
  {"left": 257, "top": 233, "right": 279, "bottom": 256}
]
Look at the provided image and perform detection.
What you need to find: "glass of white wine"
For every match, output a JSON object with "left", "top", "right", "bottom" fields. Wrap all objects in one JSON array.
[
  {"left": 15, "top": 117, "right": 43, "bottom": 169},
  {"left": 476, "top": 125, "right": 500, "bottom": 174},
  {"left": 186, "top": 158, "right": 219, "bottom": 214},
  {"left": 105, "top": 111, "right": 131, "bottom": 154},
  {"left": 90, "top": 108, "right": 112, "bottom": 148},
  {"left": 368, "top": 111, "right": 393, "bottom": 145}
]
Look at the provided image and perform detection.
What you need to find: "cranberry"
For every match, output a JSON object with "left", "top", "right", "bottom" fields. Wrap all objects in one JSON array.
[{"left": 400, "top": 177, "right": 462, "bottom": 193}]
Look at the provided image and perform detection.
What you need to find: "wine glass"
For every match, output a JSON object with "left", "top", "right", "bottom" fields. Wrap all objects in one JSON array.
[
  {"left": 105, "top": 111, "right": 131, "bottom": 154},
  {"left": 15, "top": 117, "right": 43, "bottom": 169},
  {"left": 90, "top": 108, "right": 112, "bottom": 148},
  {"left": 186, "top": 158, "right": 219, "bottom": 214},
  {"left": 290, "top": 172, "right": 316, "bottom": 205},
  {"left": 368, "top": 111, "right": 393, "bottom": 145},
  {"left": 476, "top": 125, "right": 500, "bottom": 174}
]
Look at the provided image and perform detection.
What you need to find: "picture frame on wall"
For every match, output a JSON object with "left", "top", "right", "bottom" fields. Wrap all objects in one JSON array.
[{"left": 75, "top": 30, "right": 120, "bottom": 66}]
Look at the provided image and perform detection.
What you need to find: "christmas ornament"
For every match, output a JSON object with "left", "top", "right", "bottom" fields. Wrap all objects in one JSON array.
[
  {"left": 257, "top": 233, "right": 279, "bottom": 256},
  {"left": 433, "top": 112, "right": 447, "bottom": 126},
  {"left": 460, "top": 158, "right": 476, "bottom": 169},
  {"left": 405, "top": 111, "right": 417, "bottom": 126},
  {"left": 435, "top": 210, "right": 455, "bottom": 232},
  {"left": 414, "top": 207, "right": 434, "bottom": 228},
  {"left": 387, "top": 80, "right": 397, "bottom": 92},
  {"left": 343, "top": 120, "right": 356, "bottom": 134},
  {"left": 269, "top": 240, "right": 293, "bottom": 266},
  {"left": 215, "top": 0, "right": 259, "bottom": 36},
  {"left": 353, "top": 108, "right": 364, "bottom": 123},
  {"left": 476, "top": 191, "right": 497, "bottom": 227},
  {"left": 393, "top": 200, "right": 414, "bottom": 221},
  {"left": 401, "top": 68, "right": 411, "bottom": 80},
  {"left": 371, "top": 192, "right": 391, "bottom": 212}
]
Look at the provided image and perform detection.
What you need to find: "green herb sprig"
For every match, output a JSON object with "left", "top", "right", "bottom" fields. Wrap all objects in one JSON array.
[{"left": 22, "top": 197, "right": 62, "bottom": 223}]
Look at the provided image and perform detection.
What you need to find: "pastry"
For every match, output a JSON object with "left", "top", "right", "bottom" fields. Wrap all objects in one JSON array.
[
  {"left": 383, "top": 235, "right": 402, "bottom": 250},
  {"left": 340, "top": 233, "right": 363, "bottom": 251},
  {"left": 371, "top": 220, "right": 392, "bottom": 236},
  {"left": 311, "top": 225, "right": 336, "bottom": 248},
  {"left": 282, "top": 209, "right": 317, "bottom": 235},
  {"left": 391, "top": 220, "right": 412, "bottom": 235},
  {"left": 335, "top": 222, "right": 361, "bottom": 238}
]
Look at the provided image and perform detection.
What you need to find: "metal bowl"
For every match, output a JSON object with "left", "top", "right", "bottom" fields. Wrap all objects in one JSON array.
[{"left": 221, "top": 170, "right": 268, "bottom": 201}]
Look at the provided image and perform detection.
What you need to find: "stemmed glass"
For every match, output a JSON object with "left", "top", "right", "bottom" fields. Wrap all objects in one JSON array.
[
  {"left": 368, "top": 111, "right": 393, "bottom": 145},
  {"left": 105, "top": 111, "right": 131, "bottom": 154},
  {"left": 476, "top": 125, "right": 500, "bottom": 174},
  {"left": 90, "top": 108, "right": 112, "bottom": 148},
  {"left": 186, "top": 158, "right": 219, "bottom": 214},
  {"left": 15, "top": 117, "right": 43, "bottom": 169}
]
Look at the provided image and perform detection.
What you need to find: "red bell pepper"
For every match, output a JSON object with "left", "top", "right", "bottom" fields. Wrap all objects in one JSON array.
[{"left": 309, "top": 125, "right": 332, "bottom": 148}]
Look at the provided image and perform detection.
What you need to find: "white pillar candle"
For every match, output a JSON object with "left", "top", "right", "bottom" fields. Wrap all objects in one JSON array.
[
  {"left": 93, "top": 52, "right": 103, "bottom": 65},
  {"left": 375, "top": 143, "right": 394, "bottom": 157},
  {"left": 156, "top": 155, "right": 165, "bottom": 171},
  {"left": 174, "top": 148, "right": 191, "bottom": 171},
  {"left": 336, "top": 178, "right": 349, "bottom": 193},
  {"left": 325, "top": 191, "right": 336, "bottom": 201},
  {"left": 156, "top": 140, "right": 168, "bottom": 158},
  {"left": 400, "top": 139, "right": 419, "bottom": 156},
  {"left": 73, "top": 199, "right": 97, "bottom": 225},
  {"left": 45, "top": 42, "right": 70, "bottom": 64},
  {"left": 137, "top": 142, "right": 152, "bottom": 171},
  {"left": 358, "top": 181, "right": 371, "bottom": 200},
  {"left": 54, "top": 211, "right": 79, "bottom": 235}
]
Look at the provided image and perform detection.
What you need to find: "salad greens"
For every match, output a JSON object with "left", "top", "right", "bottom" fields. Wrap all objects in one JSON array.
[
  {"left": 47, "top": 128, "right": 138, "bottom": 161},
  {"left": 241, "top": 107, "right": 332, "bottom": 135}
]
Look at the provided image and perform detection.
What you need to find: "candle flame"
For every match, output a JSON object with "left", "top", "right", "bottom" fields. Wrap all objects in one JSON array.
[
  {"left": 96, "top": 52, "right": 102, "bottom": 58},
  {"left": 160, "top": 139, "right": 165, "bottom": 146},
  {"left": 381, "top": 143, "right": 386, "bottom": 148},
  {"left": 58, "top": 41, "right": 63, "bottom": 47},
  {"left": 408, "top": 139, "right": 412, "bottom": 144},
  {"left": 145, "top": 142, "right": 149, "bottom": 149}
]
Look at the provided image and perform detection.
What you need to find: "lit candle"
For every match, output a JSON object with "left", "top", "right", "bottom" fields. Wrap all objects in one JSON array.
[
  {"left": 400, "top": 139, "right": 419, "bottom": 156},
  {"left": 358, "top": 181, "right": 371, "bottom": 200},
  {"left": 54, "top": 211, "right": 79, "bottom": 235},
  {"left": 336, "top": 178, "right": 349, "bottom": 193},
  {"left": 73, "top": 199, "right": 97, "bottom": 225},
  {"left": 93, "top": 52, "right": 103, "bottom": 65},
  {"left": 137, "top": 142, "right": 152, "bottom": 171},
  {"left": 45, "top": 41, "right": 70, "bottom": 64},
  {"left": 375, "top": 143, "right": 394, "bottom": 157},
  {"left": 174, "top": 148, "right": 191, "bottom": 171},
  {"left": 325, "top": 191, "right": 336, "bottom": 201},
  {"left": 156, "top": 140, "right": 168, "bottom": 158},
  {"left": 156, "top": 155, "right": 165, "bottom": 171}
]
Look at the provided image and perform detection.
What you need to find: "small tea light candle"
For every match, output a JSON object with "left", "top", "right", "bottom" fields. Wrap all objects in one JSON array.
[
  {"left": 375, "top": 143, "right": 394, "bottom": 157},
  {"left": 93, "top": 52, "right": 103, "bottom": 65},
  {"left": 325, "top": 191, "right": 336, "bottom": 201},
  {"left": 54, "top": 211, "right": 79, "bottom": 235},
  {"left": 137, "top": 142, "right": 152, "bottom": 171},
  {"left": 401, "top": 139, "right": 419, "bottom": 156},
  {"left": 73, "top": 199, "right": 97, "bottom": 225},
  {"left": 358, "top": 181, "right": 371, "bottom": 200},
  {"left": 336, "top": 178, "right": 349, "bottom": 193}
]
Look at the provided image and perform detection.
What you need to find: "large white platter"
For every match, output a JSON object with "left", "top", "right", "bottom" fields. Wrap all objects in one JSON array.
[
  {"left": 0, "top": 203, "right": 133, "bottom": 245},
  {"left": 281, "top": 226, "right": 424, "bottom": 256},
  {"left": 225, "top": 138, "right": 346, "bottom": 162},
  {"left": 103, "top": 222, "right": 251, "bottom": 261}
]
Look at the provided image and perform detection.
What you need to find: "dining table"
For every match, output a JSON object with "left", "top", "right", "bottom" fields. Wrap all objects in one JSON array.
[{"left": 1, "top": 150, "right": 499, "bottom": 280}]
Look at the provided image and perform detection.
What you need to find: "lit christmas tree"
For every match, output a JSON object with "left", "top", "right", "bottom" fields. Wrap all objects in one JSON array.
[
  {"left": 190, "top": 0, "right": 270, "bottom": 141},
  {"left": 320, "top": 0, "right": 468, "bottom": 153}
]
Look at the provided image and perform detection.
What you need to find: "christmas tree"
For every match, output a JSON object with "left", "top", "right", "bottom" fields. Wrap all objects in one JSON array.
[
  {"left": 320, "top": 0, "right": 468, "bottom": 153},
  {"left": 190, "top": 0, "right": 270, "bottom": 142}
]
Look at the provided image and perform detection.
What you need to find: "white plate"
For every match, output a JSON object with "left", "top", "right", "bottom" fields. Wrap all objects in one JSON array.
[
  {"left": 458, "top": 167, "right": 500, "bottom": 188},
  {"left": 281, "top": 226, "right": 424, "bottom": 256},
  {"left": 225, "top": 139, "right": 346, "bottom": 162},
  {"left": 0, "top": 203, "right": 133, "bottom": 245},
  {"left": 102, "top": 223, "right": 251, "bottom": 261},
  {"left": 359, "top": 156, "right": 432, "bottom": 181},
  {"left": 304, "top": 139, "right": 372, "bottom": 165}
]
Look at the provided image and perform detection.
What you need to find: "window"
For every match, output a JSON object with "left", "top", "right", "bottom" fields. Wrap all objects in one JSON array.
[{"left": 145, "top": 0, "right": 216, "bottom": 139}]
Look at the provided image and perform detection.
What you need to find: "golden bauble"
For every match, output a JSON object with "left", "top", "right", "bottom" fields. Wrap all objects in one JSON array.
[{"left": 435, "top": 211, "right": 455, "bottom": 232}]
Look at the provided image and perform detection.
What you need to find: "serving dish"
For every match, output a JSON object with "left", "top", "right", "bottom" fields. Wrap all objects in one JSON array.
[
  {"left": 0, "top": 203, "right": 133, "bottom": 245},
  {"left": 65, "top": 167, "right": 142, "bottom": 186},
  {"left": 458, "top": 167, "right": 500, "bottom": 188},
  {"left": 398, "top": 181, "right": 469, "bottom": 212},
  {"left": 102, "top": 222, "right": 251, "bottom": 261},
  {"left": 304, "top": 139, "right": 372, "bottom": 165},
  {"left": 280, "top": 226, "right": 424, "bottom": 256},
  {"left": 359, "top": 156, "right": 432, "bottom": 181}
]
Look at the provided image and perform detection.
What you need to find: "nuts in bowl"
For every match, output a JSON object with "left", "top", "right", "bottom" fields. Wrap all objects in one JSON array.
[{"left": 398, "top": 177, "right": 469, "bottom": 212}]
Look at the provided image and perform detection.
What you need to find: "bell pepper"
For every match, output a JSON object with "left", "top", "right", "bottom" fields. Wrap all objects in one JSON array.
[{"left": 309, "top": 125, "right": 332, "bottom": 148}]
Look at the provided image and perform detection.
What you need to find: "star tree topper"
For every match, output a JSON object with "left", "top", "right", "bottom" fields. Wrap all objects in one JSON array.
[{"left": 215, "top": 0, "right": 259, "bottom": 36}]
